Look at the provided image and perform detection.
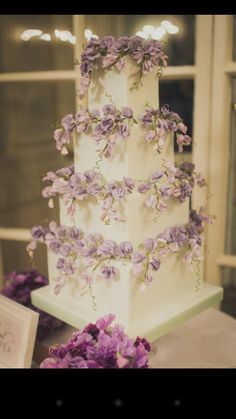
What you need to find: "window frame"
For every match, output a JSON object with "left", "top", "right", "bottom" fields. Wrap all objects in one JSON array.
[{"left": 207, "top": 15, "right": 236, "bottom": 286}]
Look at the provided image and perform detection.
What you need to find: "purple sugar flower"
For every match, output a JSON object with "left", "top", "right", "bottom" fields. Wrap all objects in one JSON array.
[
  {"left": 56, "top": 226, "right": 69, "bottom": 239},
  {"left": 145, "top": 194, "right": 157, "bottom": 208},
  {"left": 97, "top": 240, "right": 118, "bottom": 257},
  {"left": 31, "top": 225, "right": 44, "bottom": 240},
  {"left": 68, "top": 226, "right": 82, "bottom": 240},
  {"left": 56, "top": 258, "right": 66, "bottom": 271},
  {"left": 101, "top": 265, "right": 118, "bottom": 281},
  {"left": 111, "top": 185, "right": 126, "bottom": 199},
  {"left": 56, "top": 165, "right": 74, "bottom": 177},
  {"left": 60, "top": 244, "right": 72, "bottom": 257},
  {"left": 138, "top": 182, "right": 151, "bottom": 193},
  {"left": 115, "top": 36, "right": 130, "bottom": 53},
  {"left": 144, "top": 238, "right": 155, "bottom": 252},
  {"left": 121, "top": 106, "right": 133, "bottom": 118},
  {"left": 158, "top": 119, "right": 169, "bottom": 131},
  {"left": 53, "top": 128, "right": 71, "bottom": 151},
  {"left": 132, "top": 252, "right": 146, "bottom": 264},
  {"left": 150, "top": 170, "right": 164, "bottom": 182},
  {"left": 168, "top": 120, "right": 177, "bottom": 131},
  {"left": 84, "top": 169, "right": 97, "bottom": 183},
  {"left": 178, "top": 122, "right": 187, "bottom": 134},
  {"left": 52, "top": 178, "right": 68, "bottom": 194},
  {"left": 150, "top": 256, "right": 161, "bottom": 271},
  {"left": 49, "top": 240, "right": 62, "bottom": 254},
  {"left": 90, "top": 108, "right": 100, "bottom": 119},
  {"left": 140, "top": 109, "right": 154, "bottom": 125},
  {"left": 115, "top": 57, "right": 126, "bottom": 71},
  {"left": 102, "top": 53, "right": 119, "bottom": 68},
  {"left": 159, "top": 184, "right": 172, "bottom": 198},
  {"left": 75, "top": 110, "right": 90, "bottom": 133},
  {"left": 70, "top": 173, "right": 85, "bottom": 187},
  {"left": 118, "top": 241, "right": 133, "bottom": 257},
  {"left": 102, "top": 104, "right": 116, "bottom": 115},
  {"left": 43, "top": 171, "right": 58, "bottom": 182},
  {"left": 100, "top": 117, "right": 114, "bottom": 132},
  {"left": 117, "top": 123, "right": 129, "bottom": 138},
  {"left": 56, "top": 258, "right": 74, "bottom": 275},
  {"left": 100, "top": 36, "right": 116, "bottom": 49},
  {"left": 123, "top": 176, "right": 135, "bottom": 191},
  {"left": 85, "top": 232, "right": 103, "bottom": 245},
  {"left": 173, "top": 183, "right": 193, "bottom": 202},
  {"left": 73, "top": 185, "right": 87, "bottom": 200},
  {"left": 87, "top": 183, "right": 102, "bottom": 196},
  {"left": 61, "top": 114, "right": 76, "bottom": 134},
  {"left": 142, "top": 58, "right": 154, "bottom": 74},
  {"left": 79, "top": 74, "right": 91, "bottom": 100},
  {"left": 145, "top": 130, "right": 156, "bottom": 143},
  {"left": 176, "top": 134, "right": 191, "bottom": 153}
]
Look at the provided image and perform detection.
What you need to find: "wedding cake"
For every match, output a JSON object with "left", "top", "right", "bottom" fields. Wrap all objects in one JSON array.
[{"left": 30, "top": 36, "right": 223, "bottom": 341}]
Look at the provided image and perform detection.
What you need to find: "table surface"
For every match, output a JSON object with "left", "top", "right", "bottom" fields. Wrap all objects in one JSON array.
[{"left": 33, "top": 308, "right": 236, "bottom": 368}]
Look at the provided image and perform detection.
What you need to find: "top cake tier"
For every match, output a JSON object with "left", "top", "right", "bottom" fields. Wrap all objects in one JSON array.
[{"left": 74, "top": 57, "right": 174, "bottom": 181}]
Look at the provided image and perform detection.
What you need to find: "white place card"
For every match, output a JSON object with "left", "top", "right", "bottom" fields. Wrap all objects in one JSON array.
[{"left": 0, "top": 295, "right": 39, "bottom": 368}]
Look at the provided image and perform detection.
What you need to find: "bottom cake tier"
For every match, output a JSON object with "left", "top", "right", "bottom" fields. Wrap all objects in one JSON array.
[{"left": 31, "top": 252, "right": 223, "bottom": 341}]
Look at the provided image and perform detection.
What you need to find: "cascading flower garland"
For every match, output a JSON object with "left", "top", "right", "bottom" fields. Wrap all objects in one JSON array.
[
  {"left": 42, "top": 161, "right": 206, "bottom": 223},
  {"left": 53, "top": 104, "right": 136, "bottom": 157},
  {"left": 0, "top": 270, "right": 65, "bottom": 341},
  {"left": 27, "top": 208, "right": 213, "bottom": 297},
  {"left": 78, "top": 35, "right": 168, "bottom": 99},
  {"left": 140, "top": 104, "right": 191, "bottom": 153},
  {"left": 53, "top": 103, "right": 191, "bottom": 157},
  {"left": 40, "top": 313, "right": 151, "bottom": 368}
]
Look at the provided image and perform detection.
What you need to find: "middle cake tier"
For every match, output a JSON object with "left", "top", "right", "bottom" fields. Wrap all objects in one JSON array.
[{"left": 60, "top": 193, "right": 189, "bottom": 248}]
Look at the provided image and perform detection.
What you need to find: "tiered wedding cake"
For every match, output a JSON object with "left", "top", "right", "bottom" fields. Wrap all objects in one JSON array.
[{"left": 30, "top": 36, "right": 223, "bottom": 341}]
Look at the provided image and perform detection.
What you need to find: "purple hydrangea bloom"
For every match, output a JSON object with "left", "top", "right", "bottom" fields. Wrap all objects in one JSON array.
[{"left": 40, "top": 314, "right": 151, "bottom": 368}]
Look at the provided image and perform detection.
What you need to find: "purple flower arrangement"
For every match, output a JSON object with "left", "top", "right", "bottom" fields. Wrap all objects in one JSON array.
[
  {"left": 0, "top": 270, "right": 65, "bottom": 341},
  {"left": 140, "top": 104, "right": 191, "bottom": 153},
  {"left": 40, "top": 313, "right": 151, "bottom": 368},
  {"left": 78, "top": 35, "right": 168, "bottom": 99},
  {"left": 42, "top": 161, "right": 206, "bottom": 222},
  {"left": 27, "top": 208, "right": 213, "bottom": 296},
  {"left": 137, "top": 160, "right": 206, "bottom": 214},
  {"left": 42, "top": 165, "right": 135, "bottom": 223},
  {"left": 53, "top": 103, "right": 190, "bottom": 158},
  {"left": 53, "top": 104, "right": 136, "bottom": 157}
]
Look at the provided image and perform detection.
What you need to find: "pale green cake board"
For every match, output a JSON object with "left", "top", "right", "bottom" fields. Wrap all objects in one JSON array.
[{"left": 31, "top": 283, "right": 223, "bottom": 342}]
